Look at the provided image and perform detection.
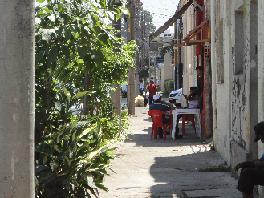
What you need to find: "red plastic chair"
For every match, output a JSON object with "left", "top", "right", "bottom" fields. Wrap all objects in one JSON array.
[
  {"left": 182, "top": 114, "right": 196, "bottom": 135},
  {"left": 148, "top": 110, "right": 167, "bottom": 140}
]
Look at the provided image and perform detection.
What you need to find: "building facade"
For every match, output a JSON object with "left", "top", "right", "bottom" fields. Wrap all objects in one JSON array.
[
  {"left": 211, "top": 0, "right": 264, "bottom": 194},
  {"left": 151, "top": 0, "right": 264, "bottom": 195},
  {"left": 211, "top": 0, "right": 259, "bottom": 166}
]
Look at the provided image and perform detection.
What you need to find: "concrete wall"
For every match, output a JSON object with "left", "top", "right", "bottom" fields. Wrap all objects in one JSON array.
[
  {"left": 230, "top": 0, "right": 251, "bottom": 167},
  {"left": 212, "top": 0, "right": 259, "bottom": 166}
]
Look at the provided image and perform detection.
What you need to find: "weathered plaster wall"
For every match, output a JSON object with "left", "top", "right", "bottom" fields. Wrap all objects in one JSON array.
[
  {"left": 213, "top": 0, "right": 258, "bottom": 167},
  {"left": 213, "top": 0, "right": 232, "bottom": 164},
  {"left": 230, "top": 0, "right": 251, "bottom": 167}
]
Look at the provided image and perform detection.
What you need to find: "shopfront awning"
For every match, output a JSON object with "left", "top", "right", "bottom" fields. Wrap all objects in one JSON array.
[
  {"left": 149, "top": 0, "right": 194, "bottom": 41},
  {"left": 175, "top": 20, "right": 210, "bottom": 47}
]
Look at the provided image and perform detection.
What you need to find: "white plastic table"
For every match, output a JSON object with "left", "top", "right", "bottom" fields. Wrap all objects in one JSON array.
[{"left": 171, "top": 108, "right": 201, "bottom": 140}]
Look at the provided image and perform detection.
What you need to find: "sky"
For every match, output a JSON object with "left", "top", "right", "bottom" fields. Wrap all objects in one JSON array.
[{"left": 141, "top": 0, "right": 180, "bottom": 32}]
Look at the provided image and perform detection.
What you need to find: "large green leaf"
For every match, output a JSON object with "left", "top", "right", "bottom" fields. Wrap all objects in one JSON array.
[{"left": 73, "top": 91, "right": 95, "bottom": 99}]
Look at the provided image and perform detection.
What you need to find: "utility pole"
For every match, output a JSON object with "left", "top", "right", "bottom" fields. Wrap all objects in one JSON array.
[
  {"left": 128, "top": 0, "right": 136, "bottom": 115},
  {"left": 134, "top": 0, "right": 141, "bottom": 97},
  {"left": 0, "top": 1, "right": 35, "bottom": 197},
  {"left": 141, "top": 10, "right": 146, "bottom": 82}
]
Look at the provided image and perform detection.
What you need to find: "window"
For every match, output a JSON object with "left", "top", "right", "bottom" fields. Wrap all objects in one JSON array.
[{"left": 234, "top": 9, "right": 245, "bottom": 75}]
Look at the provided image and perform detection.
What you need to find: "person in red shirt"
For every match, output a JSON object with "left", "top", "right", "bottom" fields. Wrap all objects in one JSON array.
[{"left": 147, "top": 79, "right": 157, "bottom": 105}]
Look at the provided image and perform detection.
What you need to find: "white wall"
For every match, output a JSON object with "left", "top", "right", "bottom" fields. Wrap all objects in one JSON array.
[{"left": 212, "top": 0, "right": 258, "bottom": 166}]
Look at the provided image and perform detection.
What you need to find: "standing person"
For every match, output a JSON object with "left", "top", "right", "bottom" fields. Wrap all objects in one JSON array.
[
  {"left": 139, "top": 79, "right": 144, "bottom": 96},
  {"left": 147, "top": 78, "right": 157, "bottom": 105}
]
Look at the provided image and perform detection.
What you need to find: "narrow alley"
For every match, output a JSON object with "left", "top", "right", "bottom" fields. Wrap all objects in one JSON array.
[{"left": 101, "top": 107, "right": 240, "bottom": 198}]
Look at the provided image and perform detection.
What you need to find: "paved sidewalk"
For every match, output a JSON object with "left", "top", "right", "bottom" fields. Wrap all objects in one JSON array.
[{"left": 100, "top": 107, "right": 241, "bottom": 198}]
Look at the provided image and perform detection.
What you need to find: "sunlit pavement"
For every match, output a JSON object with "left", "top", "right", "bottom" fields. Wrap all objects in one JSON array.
[{"left": 100, "top": 107, "right": 241, "bottom": 198}]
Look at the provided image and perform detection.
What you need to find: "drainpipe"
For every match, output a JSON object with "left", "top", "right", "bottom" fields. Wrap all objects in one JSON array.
[{"left": 210, "top": 0, "right": 217, "bottom": 134}]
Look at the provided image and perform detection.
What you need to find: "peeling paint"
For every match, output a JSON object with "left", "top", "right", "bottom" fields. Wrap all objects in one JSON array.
[{"left": 227, "top": 0, "right": 253, "bottom": 167}]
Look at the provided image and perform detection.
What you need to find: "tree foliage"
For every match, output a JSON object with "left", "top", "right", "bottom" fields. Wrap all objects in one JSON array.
[
  {"left": 35, "top": 0, "right": 136, "bottom": 197},
  {"left": 142, "top": 10, "right": 156, "bottom": 36}
]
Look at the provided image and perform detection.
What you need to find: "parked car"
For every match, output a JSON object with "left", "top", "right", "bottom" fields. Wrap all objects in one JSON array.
[{"left": 169, "top": 88, "right": 183, "bottom": 104}]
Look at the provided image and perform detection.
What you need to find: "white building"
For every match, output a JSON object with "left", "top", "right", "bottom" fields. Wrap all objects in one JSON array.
[
  {"left": 160, "top": 31, "right": 175, "bottom": 92},
  {"left": 211, "top": 0, "right": 262, "bottom": 170}
]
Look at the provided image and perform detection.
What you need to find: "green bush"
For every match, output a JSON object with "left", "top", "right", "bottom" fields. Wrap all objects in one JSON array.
[
  {"left": 36, "top": 113, "right": 128, "bottom": 197},
  {"left": 35, "top": 0, "right": 135, "bottom": 197}
]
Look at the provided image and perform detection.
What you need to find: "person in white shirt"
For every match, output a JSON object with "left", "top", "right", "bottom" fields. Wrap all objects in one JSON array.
[
  {"left": 175, "top": 87, "right": 200, "bottom": 138},
  {"left": 184, "top": 87, "right": 200, "bottom": 109},
  {"left": 188, "top": 98, "right": 199, "bottom": 109}
]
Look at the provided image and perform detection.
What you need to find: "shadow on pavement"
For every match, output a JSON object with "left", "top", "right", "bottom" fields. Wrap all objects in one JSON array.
[
  {"left": 125, "top": 126, "right": 201, "bottom": 148},
  {"left": 149, "top": 152, "right": 235, "bottom": 198}
]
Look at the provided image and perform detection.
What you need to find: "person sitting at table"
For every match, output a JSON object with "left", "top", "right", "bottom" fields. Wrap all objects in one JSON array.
[
  {"left": 149, "top": 94, "right": 172, "bottom": 112},
  {"left": 174, "top": 103, "right": 184, "bottom": 139},
  {"left": 175, "top": 88, "right": 200, "bottom": 138},
  {"left": 149, "top": 94, "right": 172, "bottom": 138},
  {"left": 184, "top": 87, "right": 200, "bottom": 109}
]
